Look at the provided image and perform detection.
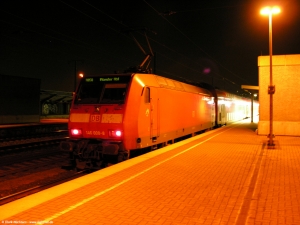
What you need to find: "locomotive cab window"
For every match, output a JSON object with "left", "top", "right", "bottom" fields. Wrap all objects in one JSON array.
[
  {"left": 100, "top": 83, "right": 127, "bottom": 103},
  {"left": 75, "top": 76, "right": 130, "bottom": 104},
  {"left": 75, "top": 83, "right": 103, "bottom": 104}
]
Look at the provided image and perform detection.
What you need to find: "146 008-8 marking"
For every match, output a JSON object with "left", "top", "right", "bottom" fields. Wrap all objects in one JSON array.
[{"left": 86, "top": 130, "right": 105, "bottom": 135}]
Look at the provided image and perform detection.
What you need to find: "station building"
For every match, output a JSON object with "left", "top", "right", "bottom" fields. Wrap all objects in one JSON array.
[{"left": 258, "top": 54, "right": 300, "bottom": 136}]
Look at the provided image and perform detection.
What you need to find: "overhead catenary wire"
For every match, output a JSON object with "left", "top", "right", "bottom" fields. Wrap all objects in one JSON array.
[
  {"left": 143, "top": 0, "right": 248, "bottom": 86},
  {"left": 1, "top": 1, "right": 251, "bottom": 95},
  {"left": 78, "top": 0, "right": 251, "bottom": 94},
  {"left": 81, "top": 0, "right": 249, "bottom": 93}
]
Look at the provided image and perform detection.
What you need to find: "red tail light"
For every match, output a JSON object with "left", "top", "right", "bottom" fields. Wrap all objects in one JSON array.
[
  {"left": 109, "top": 130, "right": 122, "bottom": 138},
  {"left": 70, "top": 128, "right": 82, "bottom": 136}
]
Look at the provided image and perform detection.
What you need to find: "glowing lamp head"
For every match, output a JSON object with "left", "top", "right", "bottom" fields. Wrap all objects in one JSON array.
[
  {"left": 70, "top": 128, "right": 82, "bottom": 136},
  {"left": 108, "top": 130, "right": 122, "bottom": 138},
  {"left": 260, "top": 6, "right": 281, "bottom": 15},
  {"left": 115, "top": 130, "right": 122, "bottom": 137}
]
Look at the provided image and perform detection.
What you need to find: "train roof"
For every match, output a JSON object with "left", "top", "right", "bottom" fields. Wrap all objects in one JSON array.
[
  {"left": 80, "top": 73, "right": 254, "bottom": 100},
  {"left": 80, "top": 73, "right": 213, "bottom": 96}
]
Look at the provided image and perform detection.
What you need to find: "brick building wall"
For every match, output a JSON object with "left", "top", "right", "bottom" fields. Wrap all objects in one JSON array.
[{"left": 258, "top": 54, "right": 300, "bottom": 136}]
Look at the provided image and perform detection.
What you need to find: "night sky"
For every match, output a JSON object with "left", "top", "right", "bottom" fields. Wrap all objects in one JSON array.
[{"left": 1, "top": 0, "right": 300, "bottom": 95}]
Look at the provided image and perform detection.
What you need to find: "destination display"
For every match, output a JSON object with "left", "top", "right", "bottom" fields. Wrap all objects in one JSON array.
[{"left": 84, "top": 76, "right": 131, "bottom": 83}]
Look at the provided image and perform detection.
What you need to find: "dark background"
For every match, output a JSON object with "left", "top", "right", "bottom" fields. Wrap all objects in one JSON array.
[{"left": 1, "top": 0, "right": 299, "bottom": 95}]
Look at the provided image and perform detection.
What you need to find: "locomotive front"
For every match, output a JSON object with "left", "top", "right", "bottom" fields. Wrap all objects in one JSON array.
[{"left": 60, "top": 74, "right": 132, "bottom": 169}]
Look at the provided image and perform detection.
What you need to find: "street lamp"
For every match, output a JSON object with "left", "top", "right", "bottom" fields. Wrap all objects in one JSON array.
[{"left": 260, "top": 6, "right": 281, "bottom": 147}]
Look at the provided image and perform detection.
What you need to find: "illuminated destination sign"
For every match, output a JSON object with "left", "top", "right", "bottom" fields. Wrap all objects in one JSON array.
[
  {"left": 85, "top": 78, "right": 94, "bottom": 82},
  {"left": 84, "top": 76, "right": 131, "bottom": 83},
  {"left": 99, "top": 77, "right": 120, "bottom": 82},
  {"left": 83, "top": 76, "right": 131, "bottom": 83}
]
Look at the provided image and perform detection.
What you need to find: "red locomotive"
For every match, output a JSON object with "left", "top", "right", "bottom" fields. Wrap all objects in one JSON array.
[
  {"left": 60, "top": 73, "right": 257, "bottom": 170},
  {"left": 60, "top": 32, "right": 258, "bottom": 169}
]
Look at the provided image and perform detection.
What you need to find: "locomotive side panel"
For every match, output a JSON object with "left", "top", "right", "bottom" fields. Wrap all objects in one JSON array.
[
  {"left": 133, "top": 74, "right": 215, "bottom": 150},
  {"left": 122, "top": 75, "right": 153, "bottom": 151},
  {"left": 157, "top": 88, "right": 214, "bottom": 134},
  {"left": 131, "top": 74, "right": 162, "bottom": 150}
]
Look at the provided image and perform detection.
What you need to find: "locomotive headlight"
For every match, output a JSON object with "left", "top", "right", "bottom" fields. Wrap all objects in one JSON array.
[
  {"left": 115, "top": 130, "right": 122, "bottom": 137},
  {"left": 70, "top": 128, "right": 82, "bottom": 136},
  {"left": 109, "top": 130, "right": 122, "bottom": 138}
]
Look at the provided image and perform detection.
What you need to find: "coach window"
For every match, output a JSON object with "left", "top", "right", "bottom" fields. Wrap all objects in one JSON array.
[{"left": 145, "top": 87, "right": 150, "bottom": 103}]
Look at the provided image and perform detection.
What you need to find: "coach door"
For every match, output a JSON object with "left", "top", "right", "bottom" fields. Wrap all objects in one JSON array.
[{"left": 149, "top": 87, "right": 159, "bottom": 141}]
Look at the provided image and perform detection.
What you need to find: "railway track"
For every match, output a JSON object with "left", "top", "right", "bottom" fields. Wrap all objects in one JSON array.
[
  {"left": 0, "top": 151, "right": 69, "bottom": 178},
  {"left": 0, "top": 170, "right": 86, "bottom": 206},
  {"left": 0, "top": 124, "right": 82, "bottom": 205},
  {"left": 0, "top": 145, "right": 68, "bottom": 167},
  {"left": 0, "top": 130, "right": 69, "bottom": 156}
]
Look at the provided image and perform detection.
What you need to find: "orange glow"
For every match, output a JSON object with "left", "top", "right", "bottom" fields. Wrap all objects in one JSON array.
[
  {"left": 260, "top": 6, "right": 281, "bottom": 15},
  {"left": 79, "top": 73, "right": 84, "bottom": 78}
]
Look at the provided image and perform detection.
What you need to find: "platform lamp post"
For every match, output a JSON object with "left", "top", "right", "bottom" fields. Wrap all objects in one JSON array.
[{"left": 260, "top": 6, "right": 280, "bottom": 147}]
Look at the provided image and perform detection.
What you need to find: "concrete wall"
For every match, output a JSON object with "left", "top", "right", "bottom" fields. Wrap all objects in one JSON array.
[{"left": 258, "top": 54, "right": 300, "bottom": 136}]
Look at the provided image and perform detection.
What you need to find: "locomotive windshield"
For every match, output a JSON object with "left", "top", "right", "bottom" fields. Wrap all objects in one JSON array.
[{"left": 75, "top": 76, "right": 131, "bottom": 104}]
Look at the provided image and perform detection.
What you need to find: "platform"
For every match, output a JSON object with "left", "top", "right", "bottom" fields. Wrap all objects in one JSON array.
[
  {"left": 1, "top": 118, "right": 300, "bottom": 225},
  {"left": 0, "top": 118, "right": 68, "bottom": 128}
]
